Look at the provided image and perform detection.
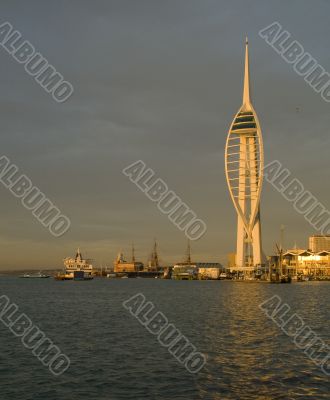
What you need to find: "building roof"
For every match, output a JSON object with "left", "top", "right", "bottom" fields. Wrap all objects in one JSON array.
[
  {"left": 283, "top": 249, "right": 312, "bottom": 256},
  {"left": 310, "top": 235, "right": 330, "bottom": 238},
  {"left": 316, "top": 251, "right": 330, "bottom": 256},
  {"left": 283, "top": 249, "right": 330, "bottom": 257}
]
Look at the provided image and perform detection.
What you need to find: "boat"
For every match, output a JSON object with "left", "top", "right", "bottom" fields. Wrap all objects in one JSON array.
[
  {"left": 296, "top": 275, "right": 310, "bottom": 282},
  {"left": 54, "top": 271, "right": 94, "bottom": 281},
  {"left": 280, "top": 275, "right": 292, "bottom": 283},
  {"left": 269, "top": 273, "right": 292, "bottom": 284},
  {"left": 20, "top": 272, "right": 50, "bottom": 279},
  {"left": 55, "top": 248, "right": 94, "bottom": 281}
]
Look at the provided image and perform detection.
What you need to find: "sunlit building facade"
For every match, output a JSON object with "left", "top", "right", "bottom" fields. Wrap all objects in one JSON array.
[
  {"left": 283, "top": 249, "right": 330, "bottom": 276},
  {"left": 309, "top": 235, "right": 330, "bottom": 253},
  {"left": 114, "top": 251, "right": 144, "bottom": 273}
]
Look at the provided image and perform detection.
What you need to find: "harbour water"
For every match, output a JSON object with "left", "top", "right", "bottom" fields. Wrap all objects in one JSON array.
[{"left": 0, "top": 277, "right": 329, "bottom": 399}]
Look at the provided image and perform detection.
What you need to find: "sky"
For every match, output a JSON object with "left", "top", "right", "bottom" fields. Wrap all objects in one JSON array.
[{"left": 0, "top": 0, "right": 329, "bottom": 269}]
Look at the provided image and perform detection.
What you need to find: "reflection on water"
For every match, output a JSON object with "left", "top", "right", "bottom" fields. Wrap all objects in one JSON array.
[{"left": 0, "top": 278, "right": 329, "bottom": 399}]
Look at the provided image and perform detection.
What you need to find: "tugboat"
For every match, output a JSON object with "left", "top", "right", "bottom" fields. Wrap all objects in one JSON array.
[{"left": 55, "top": 248, "right": 94, "bottom": 281}]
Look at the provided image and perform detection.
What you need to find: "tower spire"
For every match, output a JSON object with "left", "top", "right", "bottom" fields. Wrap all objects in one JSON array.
[
  {"left": 243, "top": 37, "right": 251, "bottom": 107},
  {"left": 225, "top": 39, "right": 264, "bottom": 272}
]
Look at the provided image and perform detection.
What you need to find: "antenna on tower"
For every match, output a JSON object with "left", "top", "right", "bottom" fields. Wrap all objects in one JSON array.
[{"left": 242, "top": 36, "right": 251, "bottom": 108}]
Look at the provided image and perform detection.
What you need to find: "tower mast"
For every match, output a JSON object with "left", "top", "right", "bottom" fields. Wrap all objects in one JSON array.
[{"left": 243, "top": 37, "right": 251, "bottom": 108}]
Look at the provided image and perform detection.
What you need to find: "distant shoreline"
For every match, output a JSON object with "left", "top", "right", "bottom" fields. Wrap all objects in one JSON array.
[{"left": 0, "top": 269, "right": 59, "bottom": 275}]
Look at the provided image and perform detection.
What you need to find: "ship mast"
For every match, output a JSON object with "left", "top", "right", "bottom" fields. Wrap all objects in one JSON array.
[
  {"left": 131, "top": 242, "right": 135, "bottom": 263},
  {"left": 186, "top": 240, "right": 192, "bottom": 264},
  {"left": 151, "top": 238, "right": 159, "bottom": 268}
]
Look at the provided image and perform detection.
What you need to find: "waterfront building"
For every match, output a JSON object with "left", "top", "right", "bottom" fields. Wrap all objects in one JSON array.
[
  {"left": 282, "top": 248, "right": 330, "bottom": 276},
  {"left": 114, "top": 248, "right": 144, "bottom": 273},
  {"left": 172, "top": 240, "right": 198, "bottom": 280},
  {"left": 225, "top": 39, "right": 264, "bottom": 272},
  {"left": 172, "top": 264, "right": 198, "bottom": 280},
  {"left": 309, "top": 235, "right": 330, "bottom": 253},
  {"left": 227, "top": 253, "right": 236, "bottom": 270},
  {"left": 172, "top": 242, "right": 223, "bottom": 279},
  {"left": 198, "top": 263, "right": 224, "bottom": 280},
  {"left": 172, "top": 262, "right": 224, "bottom": 280}
]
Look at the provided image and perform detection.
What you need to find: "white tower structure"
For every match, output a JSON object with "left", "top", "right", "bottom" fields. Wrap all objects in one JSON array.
[{"left": 225, "top": 39, "right": 264, "bottom": 271}]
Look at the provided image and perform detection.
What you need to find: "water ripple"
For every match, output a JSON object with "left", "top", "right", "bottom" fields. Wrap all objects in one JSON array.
[{"left": 0, "top": 278, "right": 329, "bottom": 399}]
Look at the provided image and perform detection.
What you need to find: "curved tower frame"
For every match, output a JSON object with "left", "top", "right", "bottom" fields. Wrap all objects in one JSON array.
[{"left": 225, "top": 39, "right": 264, "bottom": 271}]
